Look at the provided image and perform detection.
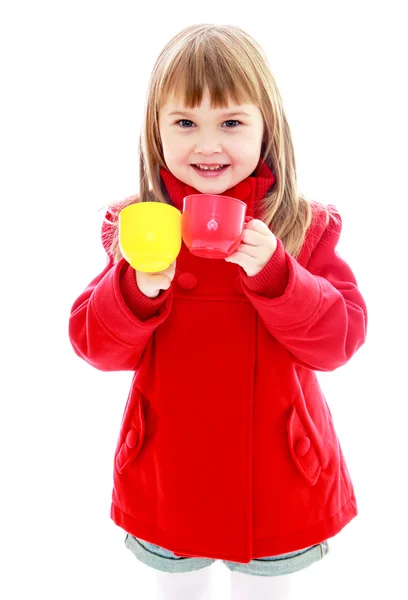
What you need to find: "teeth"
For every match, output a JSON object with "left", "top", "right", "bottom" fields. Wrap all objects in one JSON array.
[{"left": 195, "top": 164, "right": 224, "bottom": 171}]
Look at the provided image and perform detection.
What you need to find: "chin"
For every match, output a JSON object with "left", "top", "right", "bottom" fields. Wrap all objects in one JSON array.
[
  {"left": 192, "top": 177, "right": 231, "bottom": 193},
  {"left": 196, "top": 185, "right": 229, "bottom": 195}
]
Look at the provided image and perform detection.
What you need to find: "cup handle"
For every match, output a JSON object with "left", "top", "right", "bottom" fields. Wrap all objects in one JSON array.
[{"left": 238, "top": 216, "right": 253, "bottom": 243}]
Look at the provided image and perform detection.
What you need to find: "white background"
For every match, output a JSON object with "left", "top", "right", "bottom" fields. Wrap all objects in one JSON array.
[{"left": 1, "top": 1, "right": 407, "bottom": 598}]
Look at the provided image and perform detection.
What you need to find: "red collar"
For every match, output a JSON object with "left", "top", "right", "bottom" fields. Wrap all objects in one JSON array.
[{"left": 159, "top": 157, "right": 276, "bottom": 216}]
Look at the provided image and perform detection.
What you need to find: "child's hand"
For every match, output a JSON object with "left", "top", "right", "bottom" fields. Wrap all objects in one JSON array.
[
  {"left": 225, "top": 220, "right": 277, "bottom": 277},
  {"left": 135, "top": 261, "right": 176, "bottom": 298}
]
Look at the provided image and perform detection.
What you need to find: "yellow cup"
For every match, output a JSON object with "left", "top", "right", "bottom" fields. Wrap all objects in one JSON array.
[{"left": 119, "top": 202, "right": 182, "bottom": 272}]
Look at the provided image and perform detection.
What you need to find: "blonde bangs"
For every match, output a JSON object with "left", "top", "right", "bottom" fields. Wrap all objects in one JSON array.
[{"left": 156, "top": 30, "right": 262, "bottom": 110}]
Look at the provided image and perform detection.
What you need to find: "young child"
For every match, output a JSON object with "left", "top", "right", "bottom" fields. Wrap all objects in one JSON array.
[{"left": 69, "top": 24, "right": 368, "bottom": 600}]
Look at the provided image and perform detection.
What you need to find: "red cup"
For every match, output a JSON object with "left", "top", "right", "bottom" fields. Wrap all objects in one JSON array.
[{"left": 182, "top": 194, "right": 252, "bottom": 259}]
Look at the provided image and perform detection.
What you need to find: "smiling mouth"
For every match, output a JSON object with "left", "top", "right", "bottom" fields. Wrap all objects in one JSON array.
[{"left": 192, "top": 164, "right": 230, "bottom": 172}]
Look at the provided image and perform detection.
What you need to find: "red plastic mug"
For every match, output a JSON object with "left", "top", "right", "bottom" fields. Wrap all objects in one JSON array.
[{"left": 182, "top": 194, "right": 252, "bottom": 259}]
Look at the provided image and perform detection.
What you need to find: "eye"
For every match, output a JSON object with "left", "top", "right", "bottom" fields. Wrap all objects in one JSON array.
[
  {"left": 176, "top": 119, "right": 195, "bottom": 128},
  {"left": 223, "top": 120, "right": 241, "bottom": 128},
  {"left": 175, "top": 119, "right": 242, "bottom": 129}
]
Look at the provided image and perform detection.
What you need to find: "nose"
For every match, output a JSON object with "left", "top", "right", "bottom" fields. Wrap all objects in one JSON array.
[{"left": 194, "top": 136, "right": 222, "bottom": 155}]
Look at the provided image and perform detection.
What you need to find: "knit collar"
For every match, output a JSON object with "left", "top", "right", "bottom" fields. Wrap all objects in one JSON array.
[{"left": 159, "top": 157, "right": 276, "bottom": 217}]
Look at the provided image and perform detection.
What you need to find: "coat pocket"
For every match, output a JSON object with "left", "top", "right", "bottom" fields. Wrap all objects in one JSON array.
[
  {"left": 286, "top": 403, "right": 323, "bottom": 486},
  {"left": 115, "top": 390, "right": 146, "bottom": 475}
]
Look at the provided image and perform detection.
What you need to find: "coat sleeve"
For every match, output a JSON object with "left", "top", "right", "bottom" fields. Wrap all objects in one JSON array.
[
  {"left": 68, "top": 210, "right": 173, "bottom": 372},
  {"left": 239, "top": 205, "right": 368, "bottom": 372}
]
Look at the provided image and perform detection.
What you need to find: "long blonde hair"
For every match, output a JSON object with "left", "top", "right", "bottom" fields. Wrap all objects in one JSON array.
[{"left": 104, "top": 24, "right": 334, "bottom": 262}]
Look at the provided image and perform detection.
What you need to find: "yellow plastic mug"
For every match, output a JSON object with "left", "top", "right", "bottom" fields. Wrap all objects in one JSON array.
[{"left": 118, "top": 202, "right": 182, "bottom": 272}]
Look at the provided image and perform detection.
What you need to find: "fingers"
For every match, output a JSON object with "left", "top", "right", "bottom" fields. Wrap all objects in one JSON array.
[
  {"left": 232, "top": 242, "right": 259, "bottom": 258},
  {"left": 162, "top": 261, "right": 176, "bottom": 278},
  {"left": 148, "top": 265, "right": 175, "bottom": 290},
  {"left": 242, "top": 220, "right": 271, "bottom": 246},
  {"left": 244, "top": 219, "right": 271, "bottom": 235},
  {"left": 152, "top": 262, "right": 176, "bottom": 284},
  {"left": 152, "top": 275, "right": 171, "bottom": 290},
  {"left": 135, "top": 260, "right": 177, "bottom": 298},
  {"left": 148, "top": 261, "right": 176, "bottom": 278},
  {"left": 241, "top": 228, "right": 265, "bottom": 247},
  {"left": 225, "top": 252, "right": 258, "bottom": 269}
]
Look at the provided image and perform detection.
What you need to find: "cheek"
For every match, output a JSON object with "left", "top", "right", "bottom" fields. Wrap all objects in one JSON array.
[
  {"left": 229, "top": 146, "right": 257, "bottom": 164},
  {"left": 160, "top": 141, "right": 177, "bottom": 164},
  {"left": 229, "top": 131, "right": 262, "bottom": 157},
  {"left": 161, "top": 134, "right": 188, "bottom": 160}
]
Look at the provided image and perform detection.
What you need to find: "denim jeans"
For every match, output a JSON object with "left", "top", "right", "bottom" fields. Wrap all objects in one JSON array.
[{"left": 124, "top": 534, "right": 330, "bottom": 576}]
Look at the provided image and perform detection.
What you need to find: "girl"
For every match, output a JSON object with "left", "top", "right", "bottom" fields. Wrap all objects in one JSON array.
[{"left": 69, "top": 24, "right": 367, "bottom": 600}]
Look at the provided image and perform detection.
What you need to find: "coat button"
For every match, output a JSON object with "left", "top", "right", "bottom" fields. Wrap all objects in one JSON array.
[
  {"left": 177, "top": 272, "right": 198, "bottom": 290},
  {"left": 126, "top": 429, "right": 138, "bottom": 448},
  {"left": 295, "top": 436, "right": 310, "bottom": 457}
]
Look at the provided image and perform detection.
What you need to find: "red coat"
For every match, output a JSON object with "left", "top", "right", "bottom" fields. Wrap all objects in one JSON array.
[{"left": 69, "top": 158, "right": 367, "bottom": 563}]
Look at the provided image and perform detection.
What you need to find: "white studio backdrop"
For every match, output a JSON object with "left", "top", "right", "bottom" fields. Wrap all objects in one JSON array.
[{"left": 1, "top": 1, "right": 407, "bottom": 599}]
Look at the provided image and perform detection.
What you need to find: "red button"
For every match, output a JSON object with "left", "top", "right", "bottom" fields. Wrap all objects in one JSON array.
[
  {"left": 295, "top": 436, "right": 310, "bottom": 457},
  {"left": 177, "top": 272, "right": 198, "bottom": 290},
  {"left": 126, "top": 429, "right": 138, "bottom": 448}
]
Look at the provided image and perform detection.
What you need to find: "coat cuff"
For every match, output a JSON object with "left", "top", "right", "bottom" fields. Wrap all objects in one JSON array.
[
  {"left": 119, "top": 260, "right": 172, "bottom": 321},
  {"left": 240, "top": 237, "right": 289, "bottom": 298}
]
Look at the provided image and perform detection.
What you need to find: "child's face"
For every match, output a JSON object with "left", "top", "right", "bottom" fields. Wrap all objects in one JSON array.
[{"left": 158, "top": 87, "right": 264, "bottom": 194}]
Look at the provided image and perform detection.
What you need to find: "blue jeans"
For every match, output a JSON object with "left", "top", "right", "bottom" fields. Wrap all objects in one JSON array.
[{"left": 124, "top": 534, "right": 330, "bottom": 576}]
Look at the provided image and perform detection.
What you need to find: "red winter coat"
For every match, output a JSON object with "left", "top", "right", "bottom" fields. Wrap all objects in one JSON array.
[{"left": 69, "top": 158, "right": 367, "bottom": 563}]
